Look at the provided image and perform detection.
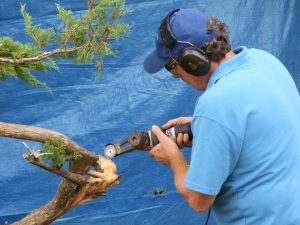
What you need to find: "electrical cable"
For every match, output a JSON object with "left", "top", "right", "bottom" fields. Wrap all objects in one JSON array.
[{"left": 204, "top": 207, "right": 211, "bottom": 225}]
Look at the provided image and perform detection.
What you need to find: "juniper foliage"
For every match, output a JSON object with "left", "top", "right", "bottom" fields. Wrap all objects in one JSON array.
[
  {"left": 0, "top": 0, "right": 130, "bottom": 89},
  {"left": 42, "top": 138, "right": 82, "bottom": 168}
]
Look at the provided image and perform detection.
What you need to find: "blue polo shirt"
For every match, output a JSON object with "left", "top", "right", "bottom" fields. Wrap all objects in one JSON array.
[{"left": 185, "top": 46, "right": 300, "bottom": 225}]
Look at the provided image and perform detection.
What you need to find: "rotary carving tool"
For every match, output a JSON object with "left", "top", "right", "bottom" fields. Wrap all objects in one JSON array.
[{"left": 104, "top": 122, "right": 192, "bottom": 158}]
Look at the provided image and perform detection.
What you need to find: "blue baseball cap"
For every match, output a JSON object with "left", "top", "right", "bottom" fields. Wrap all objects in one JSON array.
[{"left": 143, "top": 8, "right": 217, "bottom": 74}]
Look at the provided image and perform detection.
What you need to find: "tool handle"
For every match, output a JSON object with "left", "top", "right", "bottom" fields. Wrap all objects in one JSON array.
[
  {"left": 172, "top": 122, "right": 193, "bottom": 138},
  {"left": 150, "top": 122, "right": 193, "bottom": 147}
]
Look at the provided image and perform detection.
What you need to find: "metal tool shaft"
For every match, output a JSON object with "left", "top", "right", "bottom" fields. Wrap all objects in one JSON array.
[{"left": 104, "top": 122, "right": 192, "bottom": 158}]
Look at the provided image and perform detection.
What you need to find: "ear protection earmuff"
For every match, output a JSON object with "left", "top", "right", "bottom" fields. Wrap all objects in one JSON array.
[{"left": 159, "top": 9, "right": 211, "bottom": 77}]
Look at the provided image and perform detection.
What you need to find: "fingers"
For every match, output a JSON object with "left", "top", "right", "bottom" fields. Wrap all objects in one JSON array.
[
  {"left": 161, "top": 119, "right": 177, "bottom": 130},
  {"left": 148, "top": 148, "right": 156, "bottom": 158},
  {"left": 176, "top": 133, "right": 192, "bottom": 148},
  {"left": 177, "top": 133, "right": 184, "bottom": 147},
  {"left": 183, "top": 133, "right": 190, "bottom": 144},
  {"left": 161, "top": 117, "right": 193, "bottom": 130},
  {"left": 170, "top": 135, "right": 177, "bottom": 142},
  {"left": 148, "top": 143, "right": 159, "bottom": 158},
  {"left": 148, "top": 145, "right": 165, "bottom": 164},
  {"left": 183, "top": 133, "right": 192, "bottom": 147},
  {"left": 148, "top": 144, "right": 170, "bottom": 165},
  {"left": 152, "top": 125, "right": 167, "bottom": 141}
]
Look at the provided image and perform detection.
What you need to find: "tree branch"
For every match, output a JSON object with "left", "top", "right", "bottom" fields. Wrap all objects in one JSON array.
[
  {"left": 0, "top": 122, "right": 99, "bottom": 166},
  {"left": 0, "top": 45, "right": 85, "bottom": 64},
  {"left": 23, "top": 153, "right": 89, "bottom": 185}
]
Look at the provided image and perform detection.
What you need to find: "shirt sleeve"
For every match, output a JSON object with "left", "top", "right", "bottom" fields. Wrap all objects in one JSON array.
[{"left": 184, "top": 115, "right": 243, "bottom": 195}]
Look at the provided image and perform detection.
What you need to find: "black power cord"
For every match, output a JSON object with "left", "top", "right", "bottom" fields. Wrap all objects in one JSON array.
[{"left": 204, "top": 207, "right": 211, "bottom": 225}]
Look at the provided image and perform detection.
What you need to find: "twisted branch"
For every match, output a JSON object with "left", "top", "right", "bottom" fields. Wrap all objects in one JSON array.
[{"left": 0, "top": 122, "right": 120, "bottom": 225}]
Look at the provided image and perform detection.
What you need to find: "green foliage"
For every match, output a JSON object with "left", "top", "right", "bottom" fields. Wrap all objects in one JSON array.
[
  {"left": 0, "top": 0, "right": 130, "bottom": 89},
  {"left": 55, "top": 0, "right": 130, "bottom": 65},
  {"left": 69, "top": 152, "right": 83, "bottom": 161},
  {"left": 42, "top": 138, "right": 82, "bottom": 168},
  {"left": 0, "top": 37, "right": 55, "bottom": 89},
  {"left": 21, "top": 4, "right": 56, "bottom": 49}
]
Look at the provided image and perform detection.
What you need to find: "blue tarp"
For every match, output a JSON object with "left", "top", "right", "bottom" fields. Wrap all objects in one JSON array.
[{"left": 0, "top": 1, "right": 299, "bottom": 224}]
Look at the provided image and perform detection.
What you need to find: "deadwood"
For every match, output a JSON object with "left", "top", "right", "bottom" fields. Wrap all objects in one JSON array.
[
  {"left": 0, "top": 122, "right": 99, "bottom": 165},
  {"left": 0, "top": 122, "right": 119, "bottom": 225}
]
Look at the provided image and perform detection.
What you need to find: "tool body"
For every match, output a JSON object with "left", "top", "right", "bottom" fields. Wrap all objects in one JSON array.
[{"left": 104, "top": 122, "right": 192, "bottom": 158}]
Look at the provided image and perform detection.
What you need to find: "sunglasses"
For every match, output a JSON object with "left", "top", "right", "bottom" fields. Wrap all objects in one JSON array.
[{"left": 165, "top": 58, "right": 180, "bottom": 77}]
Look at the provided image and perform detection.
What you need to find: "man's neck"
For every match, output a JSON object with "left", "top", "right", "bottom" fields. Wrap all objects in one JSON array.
[
  {"left": 219, "top": 51, "right": 236, "bottom": 64},
  {"left": 199, "top": 51, "right": 236, "bottom": 91}
]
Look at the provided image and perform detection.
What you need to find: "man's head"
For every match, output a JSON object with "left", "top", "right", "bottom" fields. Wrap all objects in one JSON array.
[{"left": 143, "top": 8, "right": 231, "bottom": 89}]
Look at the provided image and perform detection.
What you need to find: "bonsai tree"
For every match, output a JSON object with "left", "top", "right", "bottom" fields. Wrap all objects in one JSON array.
[{"left": 0, "top": 0, "right": 130, "bottom": 224}]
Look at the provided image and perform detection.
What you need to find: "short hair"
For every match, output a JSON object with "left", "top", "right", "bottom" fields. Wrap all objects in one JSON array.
[{"left": 202, "top": 17, "right": 231, "bottom": 62}]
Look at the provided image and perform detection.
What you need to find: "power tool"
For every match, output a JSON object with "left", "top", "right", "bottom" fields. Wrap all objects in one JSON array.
[{"left": 104, "top": 122, "right": 193, "bottom": 158}]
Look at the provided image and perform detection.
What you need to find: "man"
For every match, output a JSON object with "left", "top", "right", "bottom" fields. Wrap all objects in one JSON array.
[{"left": 143, "top": 8, "right": 300, "bottom": 225}]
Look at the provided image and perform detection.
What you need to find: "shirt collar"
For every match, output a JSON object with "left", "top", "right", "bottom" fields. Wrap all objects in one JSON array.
[{"left": 206, "top": 46, "right": 249, "bottom": 89}]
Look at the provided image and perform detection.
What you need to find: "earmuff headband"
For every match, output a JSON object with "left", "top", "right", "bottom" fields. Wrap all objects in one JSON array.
[{"left": 159, "top": 9, "right": 180, "bottom": 48}]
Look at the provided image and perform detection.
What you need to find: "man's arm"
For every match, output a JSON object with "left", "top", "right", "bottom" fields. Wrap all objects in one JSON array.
[
  {"left": 169, "top": 150, "right": 215, "bottom": 212},
  {"left": 149, "top": 126, "right": 215, "bottom": 212}
]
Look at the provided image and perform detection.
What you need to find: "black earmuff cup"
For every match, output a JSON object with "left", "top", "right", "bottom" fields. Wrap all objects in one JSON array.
[{"left": 178, "top": 47, "right": 210, "bottom": 76}]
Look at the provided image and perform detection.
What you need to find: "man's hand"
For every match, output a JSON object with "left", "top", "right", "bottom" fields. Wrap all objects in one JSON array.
[
  {"left": 148, "top": 125, "right": 181, "bottom": 165},
  {"left": 149, "top": 125, "right": 216, "bottom": 212},
  {"left": 162, "top": 117, "right": 193, "bottom": 148}
]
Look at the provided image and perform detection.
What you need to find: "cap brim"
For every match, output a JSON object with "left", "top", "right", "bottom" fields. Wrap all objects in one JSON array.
[{"left": 143, "top": 49, "right": 169, "bottom": 74}]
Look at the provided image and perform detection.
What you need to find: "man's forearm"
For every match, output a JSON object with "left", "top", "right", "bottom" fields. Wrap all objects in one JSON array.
[
  {"left": 169, "top": 150, "right": 215, "bottom": 212},
  {"left": 169, "top": 150, "right": 189, "bottom": 194}
]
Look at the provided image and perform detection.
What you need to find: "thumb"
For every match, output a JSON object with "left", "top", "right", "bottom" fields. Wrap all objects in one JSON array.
[{"left": 151, "top": 125, "right": 166, "bottom": 141}]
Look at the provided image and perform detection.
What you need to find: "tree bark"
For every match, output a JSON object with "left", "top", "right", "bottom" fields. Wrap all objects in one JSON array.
[
  {"left": 0, "top": 40, "right": 90, "bottom": 64},
  {"left": 0, "top": 122, "right": 119, "bottom": 225}
]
